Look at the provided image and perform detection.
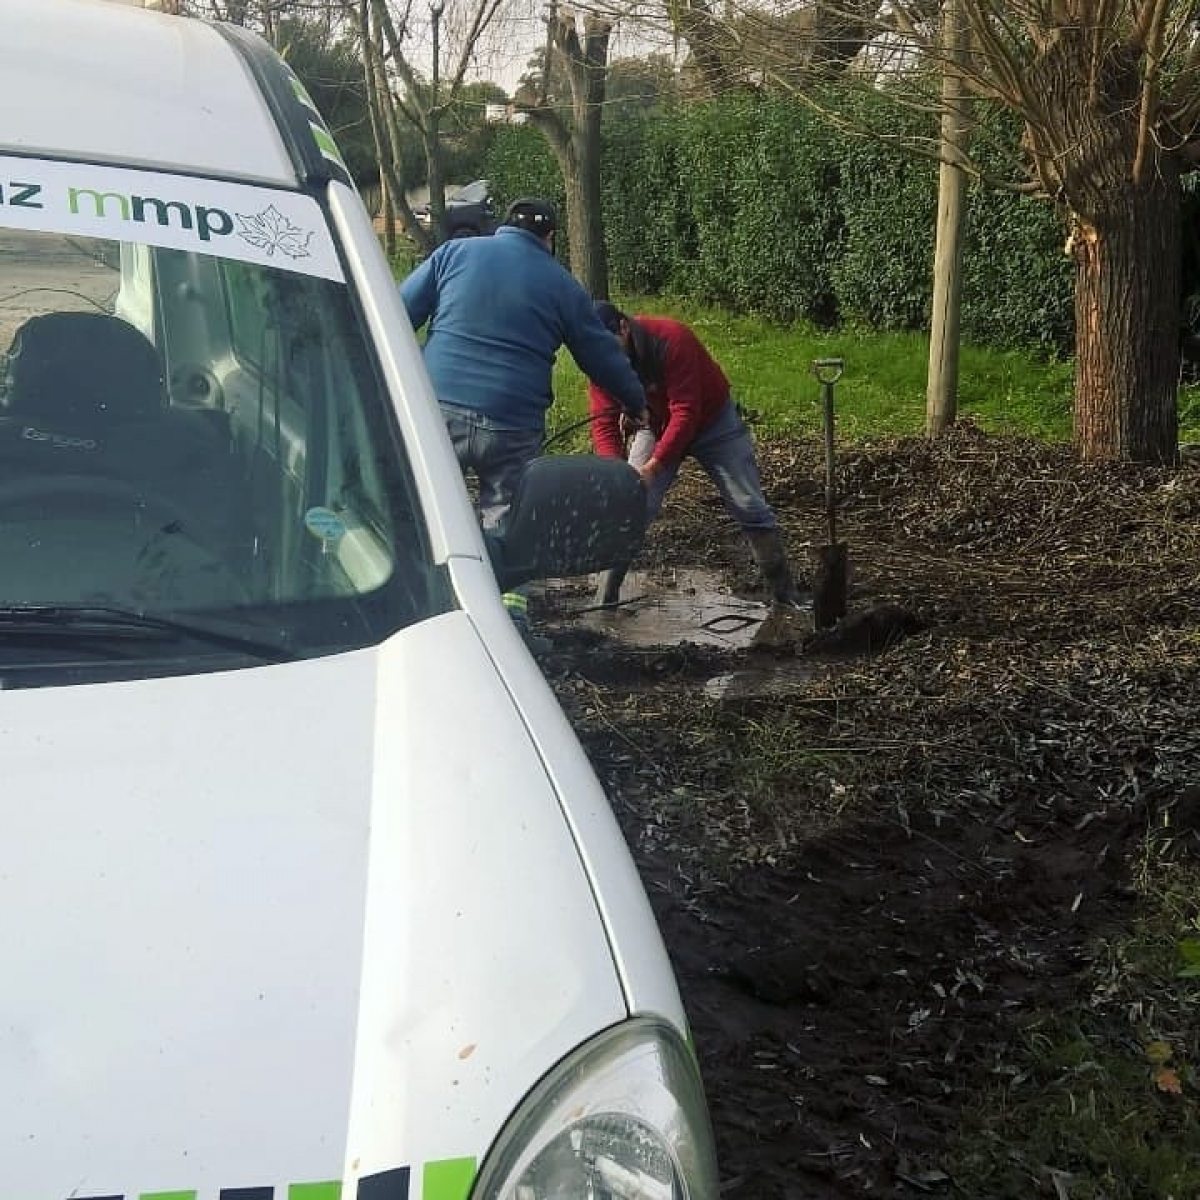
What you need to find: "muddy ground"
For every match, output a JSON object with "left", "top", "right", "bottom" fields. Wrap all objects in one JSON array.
[{"left": 533, "top": 423, "right": 1200, "bottom": 1198}]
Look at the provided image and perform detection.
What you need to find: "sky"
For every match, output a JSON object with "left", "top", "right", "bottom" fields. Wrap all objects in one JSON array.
[{"left": 410, "top": 3, "right": 679, "bottom": 98}]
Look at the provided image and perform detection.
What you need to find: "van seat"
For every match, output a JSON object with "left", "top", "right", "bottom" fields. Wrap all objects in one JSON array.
[{"left": 0, "top": 311, "right": 245, "bottom": 568}]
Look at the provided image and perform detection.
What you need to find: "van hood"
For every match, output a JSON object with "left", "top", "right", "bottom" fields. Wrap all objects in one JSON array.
[{"left": 0, "top": 611, "right": 627, "bottom": 1199}]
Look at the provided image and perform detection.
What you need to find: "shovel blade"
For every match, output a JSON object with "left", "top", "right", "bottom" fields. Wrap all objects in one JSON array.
[{"left": 811, "top": 543, "right": 849, "bottom": 630}]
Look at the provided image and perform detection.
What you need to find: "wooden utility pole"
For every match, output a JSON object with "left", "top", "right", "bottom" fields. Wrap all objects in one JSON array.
[{"left": 926, "top": 0, "right": 971, "bottom": 436}]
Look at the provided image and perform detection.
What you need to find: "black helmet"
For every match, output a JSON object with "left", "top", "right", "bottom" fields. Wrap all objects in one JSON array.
[{"left": 503, "top": 196, "right": 558, "bottom": 235}]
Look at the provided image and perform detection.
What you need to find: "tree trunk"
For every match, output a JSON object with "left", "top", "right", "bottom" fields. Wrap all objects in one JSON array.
[
  {"left": 426, "top": 3, "right": 445, "bottom": 243},
  {"left": 1071, "top": 170, "right": 1181, "bottom": 465},
  {"left": 564, "top": 87, "right": 607, "bottom": 295},
  {"left": 521, "top": 11, "right": 612, "bottom": 297},
  {"left": 560, "top": 14, "right": 611, "bottom": 297},
  {"left": 1022, "top": 34, "right": 1182, "bottom": 465},
  {"left": 671, "top": 0, "right": 742, "bottom": 97},
  {"left": 360, "top": 0, "right": 434, "bottom": 256},
  {"left": 381, "top": 174, "right": 395, "bottom": 260}
]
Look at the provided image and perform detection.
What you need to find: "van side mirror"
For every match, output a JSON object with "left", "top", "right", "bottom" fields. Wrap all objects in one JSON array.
[{"left": 485, "top": 455, "right": 647, "bottom": 592}]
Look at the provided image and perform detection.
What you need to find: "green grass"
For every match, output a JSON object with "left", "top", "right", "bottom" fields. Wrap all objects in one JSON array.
[
  {"left": 548, "top": 295, "right": 1079, "bottom": 448},
  {"left": 949, "top": 855, "right": 1200, "bottom": 1199},
  {"left": 386, "top": 241, "right": 423, "bottom": 278},
  {"left": 385, "top": 238, "right": 1197, "bottom": 449}
]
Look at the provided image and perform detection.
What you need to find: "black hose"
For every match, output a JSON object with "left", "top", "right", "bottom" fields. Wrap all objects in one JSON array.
[
  {"left": 540, "top": 406, "right": 626, "bottom": 451},
  {"left": 540, "top": 412, "right": 605, "bottom": 450}
]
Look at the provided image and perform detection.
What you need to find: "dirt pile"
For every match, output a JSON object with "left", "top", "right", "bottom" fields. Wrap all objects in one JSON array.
[{"left": 538, "top": 423, "right": 1200, "bottom": 1198}]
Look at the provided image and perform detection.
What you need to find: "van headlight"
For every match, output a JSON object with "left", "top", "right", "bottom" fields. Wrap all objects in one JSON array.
[{"left": 472, "top": 1017, "right": 719, "bottom": 1200}]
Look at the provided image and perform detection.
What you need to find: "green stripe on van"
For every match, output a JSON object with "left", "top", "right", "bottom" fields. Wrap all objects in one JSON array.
[
  {"left": 289, "top": 1182, "right": 341, "bottom": 1200},
  {"left": 289, "top": 73, "right": 317, "bottom": 112},
  {"left": 422, "top": 1158, "right": 475, "bottom": 1200},
  {"left": 140, "top": 1191, "right": 196, "bottom": 1200},
  {"left": 309, "top": 122, "right": 345, "bottom": 166}
]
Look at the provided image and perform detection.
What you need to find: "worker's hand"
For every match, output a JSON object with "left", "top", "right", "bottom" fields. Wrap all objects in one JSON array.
[
  {"left": 619, "top": 411, "right": 648, "bottom": 439},
  {"left": 636, "top": 457, "right": 662, "bottom": 485}
]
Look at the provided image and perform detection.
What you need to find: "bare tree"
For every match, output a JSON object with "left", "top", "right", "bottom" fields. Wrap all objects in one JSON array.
[
  {"left": 517, "top": 4, "right": 615, "bottom": 295},
  {"left": 179, "top": 0, "right": 273, "bottom": 33},
  {"left": 352, "top": 0, "right": 435, "bottom": 253},
  {"left": 350, "top": 0, "right": 517, "bottom": 250},
  {"left": 660, "top": 0, "right": 1200, "bottom": 464},
  {"left": 910, "top": 0, "right": 1193, "bottom": 463},
  {"left": 354, "top": 0, "right": 422, "bottom": 255},
  {"left": 180, "top": 0, "right": 519, "bottom": 252},
  {"left": 666, "top": 0, "right": 884, "bottom": 95}
]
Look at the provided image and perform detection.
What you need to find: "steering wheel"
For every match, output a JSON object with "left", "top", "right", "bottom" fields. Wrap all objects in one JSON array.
[
  {"left": 0, "top": 473, "right": 196, "bottom": 528},
  {"left": 0, "top": 472, "right": 255, "bottom": 605}
]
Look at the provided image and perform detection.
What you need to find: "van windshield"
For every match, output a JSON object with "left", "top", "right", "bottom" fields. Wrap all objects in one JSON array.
[{"left": 0, "top": 219, "right": 449, "bottom": 684}]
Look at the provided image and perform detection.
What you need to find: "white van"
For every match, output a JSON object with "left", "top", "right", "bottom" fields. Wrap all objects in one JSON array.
[{"left": 0, "top": 3, "right": 719, "bottom": 1200}]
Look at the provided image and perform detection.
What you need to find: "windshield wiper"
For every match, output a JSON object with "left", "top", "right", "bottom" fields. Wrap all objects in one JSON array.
[{"left": 0, "top": 604, "right": 298, "bottom": 662}]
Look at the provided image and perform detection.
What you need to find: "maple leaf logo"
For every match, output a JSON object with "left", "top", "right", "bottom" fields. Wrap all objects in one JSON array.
[{"left": 236, "top": 205, "right": 314, "bottom": 260}]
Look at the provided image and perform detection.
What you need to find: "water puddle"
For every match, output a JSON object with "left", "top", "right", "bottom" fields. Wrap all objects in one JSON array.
[
  {"left": 574, "top": 567, "right": 772, "bottom": 651},
  {"left": 538, "top": 568, "right": 826, "bottom": 700},
  {"left": 542, "top": 567, "right": 812, "bottom": 649},
  {"left": 703, "top": 662, "right": 824, "bottom": 702},
  {"left": 540, "top": 569, "right": 919, "bottom": 701}
]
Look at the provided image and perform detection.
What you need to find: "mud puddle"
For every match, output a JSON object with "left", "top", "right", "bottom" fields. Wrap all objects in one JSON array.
[
  {"left": 702, "top": 660, "right": 825, "bottom": 701},
  {"left": 542, "top": 567, "right": 779, "bottom": 651},
  {"left": 538, "top": 568, "right": 825, "bottom": 698}
]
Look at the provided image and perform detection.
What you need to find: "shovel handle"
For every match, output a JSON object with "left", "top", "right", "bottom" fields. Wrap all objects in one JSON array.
[
  {"left": 811, "top": 360, "right": 842, "bottom": 545},
  {"left": 822, "top": 398, "right": 837, "bottom": 545},
  {"left": 812, "top": 358, "right": 844, "bottom": 385}
]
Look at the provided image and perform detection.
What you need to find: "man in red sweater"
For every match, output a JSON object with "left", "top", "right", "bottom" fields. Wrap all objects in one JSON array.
[{"left": 589, "top": 301, "right": 804, "bottom": 609}]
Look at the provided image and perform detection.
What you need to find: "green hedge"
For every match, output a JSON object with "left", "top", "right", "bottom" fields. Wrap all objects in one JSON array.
[
  {"left": 830, "top": 93, "right": 938, "bottom": 332},
  {"left": 602, "top": 114, "right": 689, "bottom": 296},
  {"left": 485, "top": 125, "right": 560, "bottom": 213},
  {"left": 670, "top": 98, "right": 844, "bottom": 325},
  {"left": 485, "top": 93, "right": 1074, "bottom": 354}
]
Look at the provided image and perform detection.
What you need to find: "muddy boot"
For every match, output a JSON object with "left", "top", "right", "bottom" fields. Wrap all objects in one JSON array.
[
  {"left": 746, "top": 528, "right": 805, "bottom": 610},
  {"left": 504, "top": 590, "right": 550, "bottom": 654},
  {"left": 594, "top": 562, "right": 630, "bottom": 607}
]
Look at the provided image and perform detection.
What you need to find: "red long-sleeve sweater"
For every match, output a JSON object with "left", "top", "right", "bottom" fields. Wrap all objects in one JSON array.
[{"left": 588, "top": 316, "right": 730, "bottom": 467}]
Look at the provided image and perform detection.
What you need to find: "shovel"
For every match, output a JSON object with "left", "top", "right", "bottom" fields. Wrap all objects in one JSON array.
[{"left": 810, "top": 358, "right": 848, "bottom": 630}]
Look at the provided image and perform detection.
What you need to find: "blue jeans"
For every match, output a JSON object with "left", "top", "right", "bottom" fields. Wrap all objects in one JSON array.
[
  {"left": 642, "top": 399, "right": 777, "bottom": 531},
  {"left": 441, "top": 403, "right": 543, "bottom": 625},
  {"left": 440, "top": 404, "right": 543, "bottom": 530}
]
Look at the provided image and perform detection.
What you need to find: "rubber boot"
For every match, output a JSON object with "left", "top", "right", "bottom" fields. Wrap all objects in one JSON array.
[
  {"left": 746, "top": 528, "right": 805, "bottom": 610},
  {"left": 503, "top": 590, "right": 550, "bottom": 654},
  {"left": 594, "top": 562, "right": 630, "bottom": 608}
]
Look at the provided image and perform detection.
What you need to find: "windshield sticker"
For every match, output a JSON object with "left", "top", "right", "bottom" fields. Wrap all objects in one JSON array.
[
  {"left": 0, "top": 155, "right": 344, "bottom": 282},
  {"left": 305, "top": 507, "right": 349, "bottom": 542}
]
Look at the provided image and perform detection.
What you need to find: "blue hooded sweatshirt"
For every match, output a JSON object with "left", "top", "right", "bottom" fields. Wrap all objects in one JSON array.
[{"left": 399, "top": 225, "right": 646, "bottom": 430}]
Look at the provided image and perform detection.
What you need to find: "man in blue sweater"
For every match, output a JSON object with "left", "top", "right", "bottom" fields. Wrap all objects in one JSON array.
[{"left": 400, "top": 197, "right": 646, "bottom": 648}]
